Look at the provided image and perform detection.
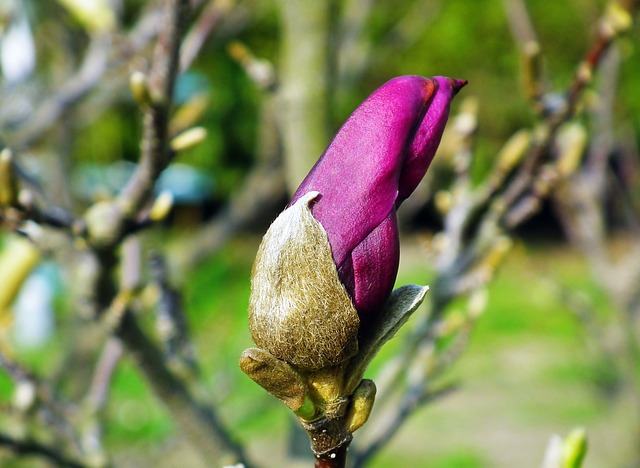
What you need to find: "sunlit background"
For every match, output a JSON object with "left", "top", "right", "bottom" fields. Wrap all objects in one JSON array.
[{"left": 0, "top": 0, "right": 639, "bottom": 466}]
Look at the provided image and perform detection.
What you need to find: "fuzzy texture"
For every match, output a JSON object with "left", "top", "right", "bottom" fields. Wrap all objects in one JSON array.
[
  {"left": 249, "top": 192, "right": 360, "bottom": 371},
  {"left": 291, "top": 75, "right": 466, "bottom": 323}
]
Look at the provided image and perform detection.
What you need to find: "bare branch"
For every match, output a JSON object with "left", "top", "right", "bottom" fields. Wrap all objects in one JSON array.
[
  {"left": 351, "top": 384, "right": 455, "bottom": 468},
  {"left": 115, "top": 310, "right": 252, "bottom": 466},
  {"left": 181, "top": 0, "right": 236, "bottom": 72},
  {"left": 0, "top": 434, "right": 86, "bottom": 468},
  {"left": 118, "top": 0, "right": 190, "bottom": 218}
]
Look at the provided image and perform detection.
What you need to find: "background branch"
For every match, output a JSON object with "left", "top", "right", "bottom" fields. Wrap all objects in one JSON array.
[{"left": 275, "top": 0, "right": 334, "bottom": 193}]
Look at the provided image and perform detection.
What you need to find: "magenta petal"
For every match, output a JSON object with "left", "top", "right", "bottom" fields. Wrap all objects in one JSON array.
[
  {"left": 291, "top": 76, "right": 436, "bottom": 267},
  {"left": 289, "top": 74, "right": 465, "bottom": 323},
  {"left": 398, "top": 76, "right": 466, "bottom": 202},
  {"left": 346, "top": 212, "right": 399, "bottom": 322}
]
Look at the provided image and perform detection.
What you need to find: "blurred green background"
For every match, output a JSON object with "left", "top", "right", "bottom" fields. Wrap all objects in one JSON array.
[
  {"left": 3, "top": 239, "right": 629, "bottom": 466},
  {"left": 1, "top": 0, "right": 639, "bottom": 466}
]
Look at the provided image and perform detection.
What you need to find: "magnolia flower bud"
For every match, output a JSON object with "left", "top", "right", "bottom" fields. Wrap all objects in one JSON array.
[
  {"left": 291, "top": 75, "right": 466, "bottom": 327},
  {"left": 245, "top": 75, "right": 465, "bottom": 456},
  {"left": 248, "top": 75, "right": 465, "bottom": 372}
]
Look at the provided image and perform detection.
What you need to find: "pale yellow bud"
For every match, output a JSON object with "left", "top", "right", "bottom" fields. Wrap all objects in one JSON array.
[
  {"left": 563, "top": 427, "right": 588, "bottom": 468},
  {"left": 345, "top": 379, "right": 376, "bottom": 433},
  {"left": 84, "top": 201, "right": 124, "bottom": 248},
  {"left": 57, "top": 0, "right": 115, "bottom": 32},
  {"left": 0, "top": 148, "right": 17, "bottom": 207},
  {"left": 13, "top": 380, "right": 36, "bottom": 411},
  {"left": 129, "top": 71, "right": 152, "bottom": 108},
  {"left": 603, "top": 3, "right": 632, "bottom": 36},
  {"left": 496, "top": 130, "right": 531, "bottom": 173},
  {"left": 435, "top": 190, "right": 453, "bottom": 215},
  {"left": 170, "top": 94, "right": 210, "bottom": 135},
  {"left": 467, "top": 288, "right": 488, "bottom": 319},
  {"left": 0, "top": 236, "right": 40, "bottom": 311},
  {"left": 556, "top": 123, "right": 587, "bottom": 177},
  {"left": 149, "top": 191, "right": 174, "bottom": 222},
  {"left": 239, "top": 348, "right": 310, "bottom": 414},
  {"left": 170, "top": 127, "right": 207, "bottom": 152}
]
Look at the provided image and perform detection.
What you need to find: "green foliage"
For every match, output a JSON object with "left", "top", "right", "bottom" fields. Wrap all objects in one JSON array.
[
  {"left": 372, "top": 447, "right": 488, "bottom": 468},
  {"left": 106, "top": 361, "right": 174, "bottom": 443}
]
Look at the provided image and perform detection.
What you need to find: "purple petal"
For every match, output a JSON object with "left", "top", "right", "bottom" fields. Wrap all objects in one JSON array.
[
  {"left": 291, "top": 76, "right": 436, "bottom": 266},
  {"left": 290, "top": 75, "right": 465, "bottom": 321},
  {"left": 398, "top": 76, "right": 467, "bottom": 202},
  {"left": 338, "top": 212, "right": 399, "bottom": 324}
]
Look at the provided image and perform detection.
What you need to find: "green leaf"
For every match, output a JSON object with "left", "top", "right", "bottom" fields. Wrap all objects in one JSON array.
[{"left": 345, "top": 284, "right": 428, "bottom": 393}]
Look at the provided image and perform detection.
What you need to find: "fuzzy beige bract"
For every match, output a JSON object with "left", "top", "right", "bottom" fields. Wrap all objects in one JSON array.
[{"left": 248, "top": 191, "right": 360, "bottom": 371}]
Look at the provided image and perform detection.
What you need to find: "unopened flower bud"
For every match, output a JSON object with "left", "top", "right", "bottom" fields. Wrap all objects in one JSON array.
[
  {"left": 345, "top": 379, "right": 376, "bottom": 433},
  {"left": 244, "top": 74, "right": 465, "bottom": 454},
  {"left": 496, "top": 130, "right": 531, "bottom": 173},
  {"left": 149, "top": 191, "right": 174, "bottom": 222},
  {"left": 556, "top": 123, "right": 587, "bottom": 177},
  {"left": 0, "top": 148, "right": 18, "bottom": 207},
  {"left": 249, "top": 192, "right": 360, "bottom": 371},
  {"left": 290, "top": 76, "right": 466, "bottom": 330},
  {"left": 563, "top": 427, "right": 588, "bottom": 468},
  {"left": 129, "top": 71, "right": 152, "bottom": 108},
  {"left": 239, "top": 347, "right": 314, "bottom": 417},
  {"left": 170, "top": 127, "right": 207, "bottom": 152}
]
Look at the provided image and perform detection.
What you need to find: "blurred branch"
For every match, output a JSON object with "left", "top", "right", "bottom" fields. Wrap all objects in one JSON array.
[
  {"left": 0, "top": 349, "right": 88, "bottom": 466},
  {"left": 150, "top": 252, "right": 198, "bottom": 375},
  {"left": 503, "top": 0, "right": 538, "bottom": 47},
  {"left": 78, "top": 337, "right": 122, "bottom": 465},
  {"left": 497, "top": 0, "right": 635, "bottom": 229},
  {"left": 115, "top": 310, "right": 251, "bottom": 466},
  {"left": 275, "top": 0, "right": 334, "bottom": 193},
  {"left": 117, "top": 0, "right": 189, "bottom": 218},
  {"left": 0, "top": 148, "right": 79, "bottom": 236},
  {"left": 564, "top": 3, "right": 633, "bottom": 118},
  {"left": 84, "top": 338, "right": 123, "bottom": 414},
  {"left": 552, "top": 39, "right": 640, "bottom": 426},
  {"left": 66, "top": 0, "right": 254, "bottom": 465},
  {"left": 0, "top": 434, "right": 85, "bottom": 468},
  {"left": 3, "top": 2, "right": 166, "bottom": 149},
  {"left": 77, "top": 241, "right": 140, "bottom": 465},
  {"left": 180, "top": 0, "right": 236, "bottom": 71},
  {"left": 503, "top": 0, "right": 543, "bottom": 103}
]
